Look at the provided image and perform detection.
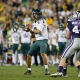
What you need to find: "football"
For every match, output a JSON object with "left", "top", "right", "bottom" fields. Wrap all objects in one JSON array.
[
  {"left": 25, "top": 28, "right": 30, "bottom": 32},
  {"left": 25, "top": 24, "right": 31, "bottom": 32}
]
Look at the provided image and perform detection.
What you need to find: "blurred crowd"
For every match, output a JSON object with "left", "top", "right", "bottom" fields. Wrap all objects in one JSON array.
[
  {"left": 0, "top": 0, "right": 80, "bottom": 35},
  {"left": 0, "top": 0, "right": 80, "bottom": 66}
]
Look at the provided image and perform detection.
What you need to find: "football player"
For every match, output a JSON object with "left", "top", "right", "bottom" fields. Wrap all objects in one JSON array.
[
  {"left": 24, "top": 9, "right": 50, "bottom": 75},
  {"left": 10, "top": 23, "right": 20, "bottom": 65},
  {"left": 49, "top": 25, "right": 58, "bottom": 65},
  {"left": 57, "top": 23, "right": 67, "bottom": 60},
  {"left": 0, "top": 22, "right": 5, "bottom": 65},
  {"left": 50, "top": 10, "right": 80, "bottom": 77},
  {"left": 20, "top": 24, "right": 31, "bottom": 66}
]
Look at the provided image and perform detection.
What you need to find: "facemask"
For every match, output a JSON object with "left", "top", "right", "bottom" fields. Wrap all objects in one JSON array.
[{"left": 13, "top": 28, "right": 17, "bottom": 32}]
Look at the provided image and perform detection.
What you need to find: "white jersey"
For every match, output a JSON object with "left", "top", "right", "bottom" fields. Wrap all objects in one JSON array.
[
  {"left": 10, "top": 28, "right": 23, "bottom": 34},
  {"left": 48, "top": 30, "right": 52, "bottom": 45},
  {"left": 0, "top": 34, "right": 2, "bottom": 44},
  {"left": 10, "top": 31, "right": 20, "bottom": 44},
  {"left": 51, "top": 30, "right": 58, "bottom": 45},
  {"left": 32, "top": 19, "right": 48, "bottom": 40},
  {"left": 58, "top": 29, "right": 67, "bottom": 42},
  {"left": 17, "top": 28, "right": 23, "bottom": 33},
  {"left": 20, "top": 30, "right": 31, "bottom": 43},
  {"left": 0, "top": 30, "right": 2, "bottom": 34},
  {"left": 0, "top": 30, "right": 3, "bottom": 44}
]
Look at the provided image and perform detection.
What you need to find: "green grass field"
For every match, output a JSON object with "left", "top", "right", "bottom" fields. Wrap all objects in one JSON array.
[{"left": 0, "top": 65, "right": 80, "bottom": 80}]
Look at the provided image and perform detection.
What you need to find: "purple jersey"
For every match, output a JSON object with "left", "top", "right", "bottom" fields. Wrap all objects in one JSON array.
[{"left": 67, "top": 19, "right": 80, "bottom": 39}]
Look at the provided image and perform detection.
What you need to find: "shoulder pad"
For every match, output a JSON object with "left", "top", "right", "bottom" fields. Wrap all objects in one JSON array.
[
  {"left": 68, "top": 18, "right": 75, "bottom": 21},
  {"left": 68, "top": 17, "right": 75, "bottom": 21},
  {"left": 68, "top": 13, "right": 77, "bottom": 21},
  {"left": 39, "top": 18, "right": 46, "bottom": 22}
]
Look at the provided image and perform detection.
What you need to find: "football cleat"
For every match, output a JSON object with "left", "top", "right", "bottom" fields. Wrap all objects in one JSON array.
[
  {"left": 24, "top": 70, "right": 32, "bottom": 75},
  {"left": 50, "top": 72, "right": 63, "bottom": 77},
  {"left": 45, "top": 69, "right": 50, "bottom": 75},
  {"left": 62, "top": 74, "right": 68, "bottom": 77},
  {"left": 62, "top": 69, "right": 68, "bottom": 77},
  {"left": 78, "top": 71, "right": 80, "bottom": 77}
]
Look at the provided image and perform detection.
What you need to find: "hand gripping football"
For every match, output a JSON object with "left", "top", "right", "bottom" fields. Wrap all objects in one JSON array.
[{"left": 25, "top": 24, "right": 31, "bottom": 32}]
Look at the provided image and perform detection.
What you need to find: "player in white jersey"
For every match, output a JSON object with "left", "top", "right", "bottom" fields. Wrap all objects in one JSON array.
[
  {"left": 0, "top": 23, "right": 5, "bottom": 65},
  {"left": 57, "top": 23, "right": 67, "bottom": 58},
  {"left": 0, "top": 22, "right": 3, "bottom": 34},
  {"left": 10, "top": 24, "right": 20, "bottom": 65},
  {"left": 46, "top": 25, "right": 53, "bottom": 66},
  {"left": 17, "top": 24, "right": 24, "bottom": 66},
  {"left": 46, "top": 24, "right": 58, "bottom": 65},
  {"left": 24, "top": 9, "right": 49, "bottom": 75},
  {"left": 0, "top": 22, "right": 8, "bottom": 63},
  {"left": 20, "top": 25, "right": 31, "bottom": 66},
  {"left": 50, "top": 25, "right": 59, "bottom": 65}
]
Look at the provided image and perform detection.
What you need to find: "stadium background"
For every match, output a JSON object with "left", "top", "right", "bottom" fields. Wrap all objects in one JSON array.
[
  {"left": 0, "top": 0, "right": 80, "bottom": 65},
  {"left": 0, "top": 0, "right": 80, "bottom": 80}
]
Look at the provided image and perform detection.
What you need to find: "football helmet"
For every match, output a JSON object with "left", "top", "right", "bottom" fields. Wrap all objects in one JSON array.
[
  {"left": 71, "top": 10, "right": 80, "bottom": 20},
  {"left": 13, "top": 22, "right": 19, "bottom": 32},
  {"left": 76, "top": 10, "right": 80, "bottom": 19},
  {"left": 22, "top": 24, "right": 26, "bottom": 31},
  {"left": 32, "top": 9, "right": 42, "bottom": 20},
  {"left": 59, "top": 23, "right": 65, "bottom": 30}
]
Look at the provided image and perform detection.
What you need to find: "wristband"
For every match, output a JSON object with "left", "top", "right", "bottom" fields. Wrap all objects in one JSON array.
[
  {"left": 49, "top": 45, "right": 52, "bottom": 49},
  {"left": 19, "top": 44, "right": 21, "bottom": 47}
]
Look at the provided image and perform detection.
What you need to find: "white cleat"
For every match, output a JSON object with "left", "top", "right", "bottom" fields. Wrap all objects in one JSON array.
[
  {"left": 50, "top": 72, "right": 63, "bottom": 77},
  {"left": 78, "top": 71, "right": 80, "bottom": 77},
  {"left": 78, "top": 73, "right": 80, "bottom": 77}
]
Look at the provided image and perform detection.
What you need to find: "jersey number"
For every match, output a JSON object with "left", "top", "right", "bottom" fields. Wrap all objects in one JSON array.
[
  {"left": 72, "top": 26, "right": 79, "bottom": 33},
  {"left": 14, "top": 36, "right": 18, "bottom": 41}
]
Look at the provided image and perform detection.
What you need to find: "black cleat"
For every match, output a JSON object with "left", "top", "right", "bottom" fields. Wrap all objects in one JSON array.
[
  {"left": 62, "top": 71, "right": 68, "bottom": 77},
  {"left": 45, "top": 69, "right": 50, "bottom": 75},
  {"left": 24, "top": 70, "right": 32, "bottom": 75},
  {"left": 62, "top": 69, "right": 68, "bottom": 77},
  {"left": 11, "top": 62, "right": 16, "bottom": 65},
  {"left": 62, "top": 73, "right": 68, "bottom": 77}
]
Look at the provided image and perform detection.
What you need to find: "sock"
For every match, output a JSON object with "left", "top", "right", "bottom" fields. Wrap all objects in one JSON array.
[
  {"left": 18, "top": 54, "right": 23, "bottom": 66},
  {"left": 44, "top": 65, "right": 48, "bottom": 69},
  {"left": 56, "top": 59, "right": 59, "bottom": 64},
  {"left": 53, "top": 60, "right": 56, "bottom": 64},
  {"left": 28, "top": 68, "right": 31, "bottom": 71},
  {"left": 77, "top": 65, "right": 80, "bottom": 71},
  {"left": 58, "top": 66, "right": 63, "bottom": 72},
  {"left": 12, "top": 54, "right": 16, "bottom": 64}
]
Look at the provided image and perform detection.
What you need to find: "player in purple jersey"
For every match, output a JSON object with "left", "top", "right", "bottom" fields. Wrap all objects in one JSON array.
[{"left": 50, "top": 10, "right": 80, "bottom": 77}]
